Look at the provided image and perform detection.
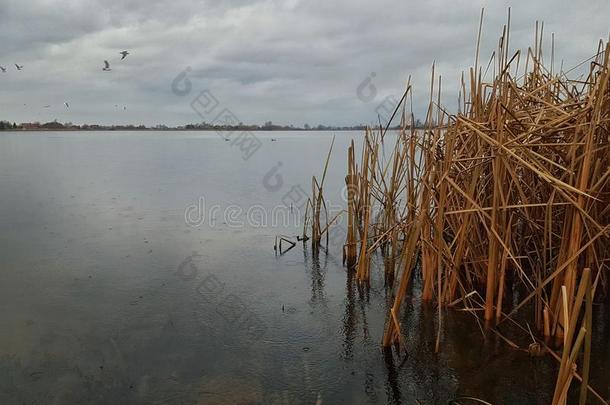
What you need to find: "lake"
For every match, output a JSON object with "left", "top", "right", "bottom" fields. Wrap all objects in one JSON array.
[{"left": 0, "top": 130, "right": 607, "bottom": 404}]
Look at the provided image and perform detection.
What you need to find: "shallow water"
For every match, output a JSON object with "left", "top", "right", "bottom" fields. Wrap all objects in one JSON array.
[{"left": 0, "top": 130, "right": 607, "bottom": 404}]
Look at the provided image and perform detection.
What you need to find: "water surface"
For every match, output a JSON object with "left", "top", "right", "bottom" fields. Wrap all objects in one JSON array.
[{"left": 0, "top": 131, "right": 608, "bottom": 404}]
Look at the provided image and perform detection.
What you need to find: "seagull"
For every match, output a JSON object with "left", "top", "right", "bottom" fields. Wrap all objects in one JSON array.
[
  {"left": 119, "top": 50, "right": 130, "bottom": 60},
  {"left": 0, "top": 66, "right": 6, "bottom": 73},
  {"left": 102, "top": 60, "right": 111, "bottom": 71},
  {"left": 15, "top": 64, "right": 23, "bottom": 70},
  {"left": 64, "top": 102, "right": 69, "bottom": 109}
]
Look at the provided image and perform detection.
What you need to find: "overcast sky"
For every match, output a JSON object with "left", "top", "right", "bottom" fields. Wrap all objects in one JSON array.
[{"left": 0, "top": 0, "right": 608, "bottom": 127}]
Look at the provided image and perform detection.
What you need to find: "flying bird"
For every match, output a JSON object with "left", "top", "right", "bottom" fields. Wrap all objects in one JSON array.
[
  {"left": 102, "top": 60, "right": 111, "bottom": 71},
  {"left": 119, "top": 50, "right": 130, "bottom": 60},
  {"left": 15, "top": 64, "right": 23, "bottom": 70},
  {"left": 0, "top": 66, "right": 6, "bottom": 73},
  {"left": 64, "top": 102, "right": 69, "bottom": 109}
]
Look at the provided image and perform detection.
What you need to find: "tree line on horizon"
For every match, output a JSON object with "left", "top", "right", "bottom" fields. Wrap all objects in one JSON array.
[{"left": 0, "top": 119, "right": 426, "bottom": 131}]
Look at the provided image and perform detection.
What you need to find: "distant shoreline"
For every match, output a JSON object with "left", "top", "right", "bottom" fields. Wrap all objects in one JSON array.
[
  {"left": 0, "top": 127, "right": 413, "bottom": 132},
  {"left": 0, "top": 119, "right": 422, "bottom": 132},
  {"left": 1, "top": 128, "right": 367, "bottom": 132}
]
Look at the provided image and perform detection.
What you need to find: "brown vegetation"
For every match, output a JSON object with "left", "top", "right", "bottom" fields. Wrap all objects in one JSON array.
[{"left": 308, "top": 11, "right": 609, "bottom": 404}]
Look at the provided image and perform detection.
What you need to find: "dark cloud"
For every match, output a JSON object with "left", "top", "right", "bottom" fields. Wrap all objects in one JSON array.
[{"left": 0, "top": 0, "right": 608, "bottom": 126}]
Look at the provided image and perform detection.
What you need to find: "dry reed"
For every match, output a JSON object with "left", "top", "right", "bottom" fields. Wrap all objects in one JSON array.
[{"left": 309, "top": 10, "right": 609, "bottom": 402}]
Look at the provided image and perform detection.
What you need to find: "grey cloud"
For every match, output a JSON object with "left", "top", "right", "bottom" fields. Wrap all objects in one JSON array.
[{"left": 0, "top": 0, "right": 608, "bottom": 127}]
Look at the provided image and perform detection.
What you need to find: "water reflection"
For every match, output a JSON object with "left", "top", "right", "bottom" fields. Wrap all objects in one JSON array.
[
  {"left": 304, "top": 245, "right": 328, "bottom": 307},
  {"left": 0, "top": 131, "right": 607, "bottom": 404}
]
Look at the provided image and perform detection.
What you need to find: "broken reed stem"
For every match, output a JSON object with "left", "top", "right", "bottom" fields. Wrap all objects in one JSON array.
[
  {"left": 344, "top": 141, "right": 358, "bottom": 267},
  {"left": 552, "top": 269, "right": 592, "bottom": 405},
  {"left": 311, "top": 136, "right": 335, "bottom": 248}
]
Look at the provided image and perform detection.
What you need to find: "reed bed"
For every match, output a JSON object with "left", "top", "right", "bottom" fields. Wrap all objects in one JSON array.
[{"left": 307, "top": 13, "right": 609, "bottom": 403}]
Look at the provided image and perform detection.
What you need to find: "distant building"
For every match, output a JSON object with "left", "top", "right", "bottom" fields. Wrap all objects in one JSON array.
[
  {"left": 41, "top": 121, "right": 65, "bottom": 129},
  {"left": 20, "top": 122, "right": 41, "bottom": 129}
]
